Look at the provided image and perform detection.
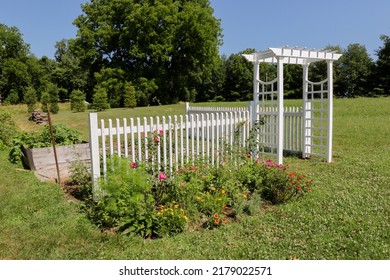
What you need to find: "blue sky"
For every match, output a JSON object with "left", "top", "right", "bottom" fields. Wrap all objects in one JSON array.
[{"left": 1, "top": 0, "right": 389, "bottom": 59}]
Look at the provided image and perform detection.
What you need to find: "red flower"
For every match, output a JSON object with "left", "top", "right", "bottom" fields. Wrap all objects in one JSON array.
[
  {"left": 158, "top": 172, "right": 167, "bottom": 181},
  {"left": 130, "top": 162, "right": 137, "bottom": 169},
  {"left": 159, "top": 130, "right": 164, "bottom": 135}
]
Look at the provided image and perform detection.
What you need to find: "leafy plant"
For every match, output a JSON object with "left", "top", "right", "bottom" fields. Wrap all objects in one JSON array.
[
  {"left": 69, "top": 160, "right": 92, "bottom": 201},
  {"left": 8, "top": 124, "right": 82, "bottom": 163},
  {"left": 90, "top": 157, "right": 160, "bottom": 238},
  {"left": 259, "top": 159, "right": 314, "bottom": 204},
  {"left": 0, "top": 110, "right": 18, "bottom": 146},
  {"left": 156, "top": 202, "right": 188, "bottom": 236}
]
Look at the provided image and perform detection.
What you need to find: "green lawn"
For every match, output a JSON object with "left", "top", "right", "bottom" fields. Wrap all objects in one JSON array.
[{"left": 0, "top": 97, "right": 389, "bottom": 259}]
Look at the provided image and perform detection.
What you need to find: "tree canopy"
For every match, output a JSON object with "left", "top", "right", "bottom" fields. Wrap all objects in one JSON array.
[
  {"left": 1, "top": 1, "right": 390, "bottom": 108},
  {"left": 72, "top": 0, "right": 222, "bottom": 106}
]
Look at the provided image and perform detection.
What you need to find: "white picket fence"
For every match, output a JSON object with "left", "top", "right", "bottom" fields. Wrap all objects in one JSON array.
[
  {"left": 89, "top": 110, "right": 251, "bottom": 190},
  {"left": 89, "top": 103, "right": 304, "bottom": 195},
  {"left": 186, "top": 102, "right": 303, "bottom": 154}
]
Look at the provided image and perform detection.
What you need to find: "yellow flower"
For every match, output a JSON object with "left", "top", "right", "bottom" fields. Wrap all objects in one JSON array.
[
  {"left": 243, "top": 194, "right": 248, "bottom": 199},
  {"left": 221, "top": 190, "right": 226, "bottom": 194}
]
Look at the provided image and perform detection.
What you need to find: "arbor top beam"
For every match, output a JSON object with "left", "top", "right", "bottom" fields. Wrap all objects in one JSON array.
[{"left": 243, "top": 46, "right": 342, "bottom": 65}]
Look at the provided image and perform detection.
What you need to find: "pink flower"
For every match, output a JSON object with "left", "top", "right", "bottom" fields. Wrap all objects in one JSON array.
[
  {"left": 159, "top": 130, "right": 164, "bottom": 135},
  {"left": 130, "top": 162, "right": 137, "bottom": 169},
  {"left": 158, "top": 172, "right": 167, "bottom": 181}
]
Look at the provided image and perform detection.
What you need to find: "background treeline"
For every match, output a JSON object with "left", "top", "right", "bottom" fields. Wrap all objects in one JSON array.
[{"left": 1, "top": 0, "right": 390, "bottom": 111}]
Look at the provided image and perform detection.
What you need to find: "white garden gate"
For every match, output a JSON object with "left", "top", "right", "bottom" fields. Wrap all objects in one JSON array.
[{"left": 243, "top": 46, "right": 342, "bottom": 164}]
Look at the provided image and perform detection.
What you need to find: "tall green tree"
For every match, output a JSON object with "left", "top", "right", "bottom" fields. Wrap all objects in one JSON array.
[
  {"left": 0, "top": 24, "right": 50, "bottom": 104},
  {"left": 337, "top": 44, "right": 373, "bottom": 97},
  {"left": 375, "top": 35, "right": 390, "bottom": 95},
  {"left": 94, "top": 67, "right": 126, "bottom": 108},
  {"left": 52, "top": 39, "right": 87, "bottom": 100},
  {"left": 72, "top": 0, "right": 222, "bottom": 106},
  {"left": 0, "top": 24, "right": 29, "bottom": 103},
  {"left": 223, "top": 49, "right": 254, "bottom": 101}
]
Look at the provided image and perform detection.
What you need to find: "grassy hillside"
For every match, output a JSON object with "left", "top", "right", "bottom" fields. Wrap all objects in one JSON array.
[{"left": 0, "top": 97, "right": 389, "bottom": 259}]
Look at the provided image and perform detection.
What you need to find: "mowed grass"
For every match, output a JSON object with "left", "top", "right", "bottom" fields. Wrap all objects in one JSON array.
[{"left": 0, "top": 97, "right": 389, "bottom": 259}]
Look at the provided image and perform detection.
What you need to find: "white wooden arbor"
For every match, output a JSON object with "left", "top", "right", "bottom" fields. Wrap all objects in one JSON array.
[{"left": 243, "top": 46, "right": 342, "bottom": 164}]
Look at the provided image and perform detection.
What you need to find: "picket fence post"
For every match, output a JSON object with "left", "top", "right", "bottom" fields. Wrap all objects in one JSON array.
[{"left": 89, "top": 112, "right": 100, "bottom": 200}]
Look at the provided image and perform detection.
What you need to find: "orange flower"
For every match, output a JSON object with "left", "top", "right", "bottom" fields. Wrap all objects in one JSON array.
[
  {"left": 214, "top": 219, "right": 220, "bottom": 225},
  {"left": 221, "top": 218, "right": 227, "bottom": 223},
  {"left": 213, "top": 213, "right": 219, "bottom": 219}
]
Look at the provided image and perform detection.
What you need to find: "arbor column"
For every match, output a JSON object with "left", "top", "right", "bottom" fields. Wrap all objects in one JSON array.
[
  {"left": 277, "top": 57, "right": 284, "bottom": 165},
  {"left": 302, "top": 63, "right": 312, "bottom": 158},
  {"left": 252, "top": 62, "right": 260, "bottom": 126},
  {"left": 327, "top": 61, "right": 334, "bottom": 163}
]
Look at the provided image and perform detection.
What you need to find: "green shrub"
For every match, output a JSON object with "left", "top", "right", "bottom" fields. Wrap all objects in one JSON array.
[
  {"left": 258, "top": 159, "right": 314, "bottom": 204},
  {"left": 24, "top": 87, "right": 38, "bottom": 113},
  {"left": 91, "top": 86, "right": 110, "bottom": 111},
  {"left": 5, "top": 89, "right": 20, "bottom": 105},
  {"left": 40, "top": 83, "right": 60, "bottom": 114},
  {"left": 69, "top": 160, "right": 92, "bottom": 201},
  {"left": 0, "top": 110, "right": 18, "bottom": 146},
  {"left": 70, "top": 89, "right": 87, "bottom": 112},
  {"left": 156, "top": 202, "right": 188, "bottom": 236},
  {"left": 91, "top": 157, "right": 159, "bottom": 238},
  {"left": 123, "top": 82, "right": 137, "bottom": 108}
]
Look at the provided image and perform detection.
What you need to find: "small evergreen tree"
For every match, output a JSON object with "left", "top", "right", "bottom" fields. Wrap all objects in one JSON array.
[
  {"left": 48, "top": 83, "right": 60, "bottom": 114},
  {"left": 40, "top": 83, "right": 59, "bottom": 114},
  {"left": 5, "top": 90, "right": 20, "bottom": 105},
  {"left": 24, "top": 87, "right": 37, "bottom": 113},
  {"left": 70, "top": 89, "right": 86, "bottom": 112},
  {"left": 40, "top": 92, "right": 50, "bottom": 112},
  {"left": 92, "top": 86, "right": 110, "bottom": 111},
  {"left": 123, "top": 82, "right": 137, "bottom": 108}
]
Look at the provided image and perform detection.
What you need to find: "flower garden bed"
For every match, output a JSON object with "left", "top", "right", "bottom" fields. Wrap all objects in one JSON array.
[{"left": 76, "top": 156, "right": 314, "bottom": 239}]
